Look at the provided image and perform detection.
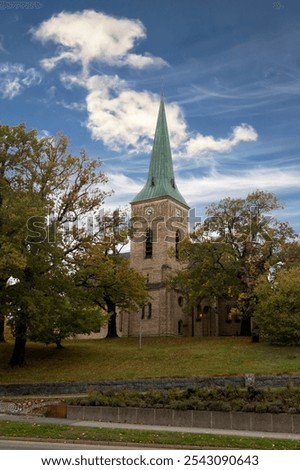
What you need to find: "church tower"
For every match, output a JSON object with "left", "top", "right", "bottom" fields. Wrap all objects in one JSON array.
[{"left": 124, "top": 97, "right": 190, "bottom": 336}]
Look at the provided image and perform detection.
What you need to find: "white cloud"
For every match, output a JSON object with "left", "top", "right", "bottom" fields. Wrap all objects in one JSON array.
[
  {"left": 58, "top": 100, "right": 85, "bottom": 112},
  {"left": 0, "top": 63, "right": 41, "bottom": 99},
  {"left": 177, "top": 168, "right": 300, "bottom": 204},
  {"left": 85, "top": 76, "right": 187, "bottom": 153},
  {"left": 85, "top": 75, "right": 256, "bottom": 157},
  {"left": 101, "top": 173, "right": 143, "bottom": 211},
  {"left": 59, "top": 72, "right": 86, "bottom": 89},
  {"left": 124, "top": 52, "right": 166, "bottom": 69},
  {"left": 231, "top": 124, "right": 258, "bottom": 144},
  {"left": 185, "top": 124, "right": 258, "bottom": 157},
  {"left": 86, "top": 87, "right": 157, "bottom": 152},
  {"left": 32, "top": 9, "right": 257, "bottom": 160},
  {"left": 0, "top": 35, "right": 6, "bottom": 53},
  {"left": 107, "top": 173, "right": 142, "bottom": 196},
  {"left": 96, "top": 167, "right": 300, "bottom": 232},
  {"left": 1, "top": 77, "right": 21, "bottom": 99},
  {"left": 32, "top": 10, "right": 167, "bottom": 72}
]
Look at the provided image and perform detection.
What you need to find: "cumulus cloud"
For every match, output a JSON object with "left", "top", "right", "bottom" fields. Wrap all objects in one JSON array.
[
  {"left": 86, "top": 85, "right": 158, "bottom": 152},
  {"left": 32, "top": 10, "right": 167, "bottom": 72},
  {"left": 85, "top": 73, "right": 256, "bottom": 156},
  {"left": 0, "top": 63, "right": 41, "bottom": 99},
  {"left": 85, "top": 75, "right": 187, "bottom": 153},
  {"left": 32, "top": 9, "right": 257, "bottom": 159},
  {"left": 185, "top": 124, "right": 258, "bottom": 157}
]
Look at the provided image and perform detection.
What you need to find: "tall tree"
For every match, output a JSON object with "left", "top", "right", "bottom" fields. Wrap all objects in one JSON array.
[
  {"left": 75, "top": 227, "right": 148, "bottom": 338},
  {"left": 0, "top": 124, "right": 42, "bottom": 343},
  {"left": 254, "top": 265, "right": 300, "bottom": 345},
  {"left": 171, "top": 191, "right": 297, "bottom": 335},
  {"left": 0, "top": 124, "right": 109, "bottom": 365}
]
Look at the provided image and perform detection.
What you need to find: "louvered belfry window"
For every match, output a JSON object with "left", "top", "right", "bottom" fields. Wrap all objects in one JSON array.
[{"left": 145, "top": 228, "right": 153, "bottom": 258}]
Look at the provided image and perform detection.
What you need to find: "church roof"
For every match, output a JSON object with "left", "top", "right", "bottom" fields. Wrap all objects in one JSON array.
[{"left": 131, "top": 97, "right": 189, "bottom": 208}]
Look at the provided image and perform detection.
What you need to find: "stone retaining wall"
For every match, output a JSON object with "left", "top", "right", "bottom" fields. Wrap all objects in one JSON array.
[
  {"left": 1, "top": 375, "right": 300, "bottom": 396},
  {"left": 66, "top": 405, "right": 300, "bottom": 434}
]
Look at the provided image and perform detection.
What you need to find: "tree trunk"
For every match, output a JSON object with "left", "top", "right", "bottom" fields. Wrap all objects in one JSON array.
[
  {"left": 106, "top": 300, "right": 118, "bottom": 338},
  {"left": 0, "top": 277, "right": 8, "bottom": 342},
  {"left": 240, "top": 315, "right": 251, "bottom": 336},
  {"left": 0, "top": 318, "right": 4, "bottom": 342},
  {"left": 9, "top": 322, "right": 27, "bottom": 367},
  {"left": 55, "top": 339, "right": 65, "bottom": 349}
]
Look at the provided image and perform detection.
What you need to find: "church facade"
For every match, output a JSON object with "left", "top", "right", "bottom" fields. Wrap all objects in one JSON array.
[{"left": 119, "top": 98, "right": 241, "bottom": 338}]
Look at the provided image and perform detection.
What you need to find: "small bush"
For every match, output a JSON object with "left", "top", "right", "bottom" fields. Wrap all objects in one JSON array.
[
  {"left": 267, "top": 404, "right": 283, "bottom": 413},
  {"left": 242, "top": 403, "right": 256, "bottom": 413},
  {"left": 255, "top": 403, "right": 268, "bottom": 413},
  {"left": 206, "top": 400, "right": 232, "bottom": 412},
  {"left": 247, "top": 386, "right": 265, "bottom": 401},
  {"left": 230, "top": 398, "right": 247, "bottom": 411}
]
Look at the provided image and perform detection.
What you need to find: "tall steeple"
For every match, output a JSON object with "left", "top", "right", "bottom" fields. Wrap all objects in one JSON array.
[{"left": 132, "top": 97, "right": 188, "bottom": 207}]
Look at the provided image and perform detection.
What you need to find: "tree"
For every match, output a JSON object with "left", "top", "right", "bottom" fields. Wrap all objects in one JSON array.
[
  {"left": 171, "top": 191, "right": 297, "bottom": 335},
  {"left": 254, "top": 266, "right": 300, "bottom": 345},
  {"left": 169, "top": 238, "right": 240, "bottom": 308},
  {"left": 75, "top": 242, "right": 149, "bottom": 338},
  {"left": 0, "top": 124, "right": 109, "bottom": 365},
  {"left": 0, "top": 124, "right": 44, "bottom": 344},
  {"left": 6, "top": 255, "right": 105, "bottom": 350}
]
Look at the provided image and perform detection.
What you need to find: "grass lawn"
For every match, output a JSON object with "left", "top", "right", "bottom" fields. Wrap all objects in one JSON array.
[
  {"left": 0, "top": 336, "right": 300, "bottom": 384},
  {"left": 0, "top": 421, "right": 299, "bottom": 449}
]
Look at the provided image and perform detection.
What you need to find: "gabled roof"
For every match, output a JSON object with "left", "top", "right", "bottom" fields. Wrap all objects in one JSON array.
[{"left": 131, "top": 98, "right": 189, "bottom": 208}]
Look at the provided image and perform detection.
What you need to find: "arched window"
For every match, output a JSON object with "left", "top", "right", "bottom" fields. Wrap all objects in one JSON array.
[
  {"left": 203, "top": 305, "right": 211, "bottom": 315},
  {"left": 145, "top": 228, "right": 153, "bottom": 258},
  {"left": 141, "top": 306, "right": 145, "bottom": 320},
  {"left": 175, "top": 229, "right": 181, "bottom": 259}
]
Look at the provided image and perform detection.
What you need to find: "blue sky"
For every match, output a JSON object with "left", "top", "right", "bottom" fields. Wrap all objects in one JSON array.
[{"left": 0, "top": 0, "right": 299, "bottom": 234}]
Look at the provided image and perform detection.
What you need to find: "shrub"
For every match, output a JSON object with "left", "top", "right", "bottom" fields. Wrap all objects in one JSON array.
[
  {"left": 255, "top": 403, "right": 268, "bottom": 413},
  {"left": 246, "top": 386, "right": 265, "bottom": 401},
  {"left": 206, "top": 400, "right": 232, "bottom": 412},
  {"left": 241, "top": 403, "right": 256, "bottom": 412},
  {"left": 230, "top": 398, "right": 247, "bottom": 411},
  {"left": 67, "top": 386, "right": 300, "bottom": 414}
]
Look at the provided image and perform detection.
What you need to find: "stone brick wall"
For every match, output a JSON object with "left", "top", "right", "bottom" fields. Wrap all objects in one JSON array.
[{"left": 1, "top": 375, "right": 300, "bottom": 396}]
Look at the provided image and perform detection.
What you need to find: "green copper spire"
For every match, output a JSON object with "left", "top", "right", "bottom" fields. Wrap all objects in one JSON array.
[{"left": 132, "top": 98, "right": 188, "bottom": 207}]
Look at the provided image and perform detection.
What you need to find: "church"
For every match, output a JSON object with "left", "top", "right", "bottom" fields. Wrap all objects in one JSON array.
[{"left": 118, "top": 97, "right": 241, "bottom": 338}]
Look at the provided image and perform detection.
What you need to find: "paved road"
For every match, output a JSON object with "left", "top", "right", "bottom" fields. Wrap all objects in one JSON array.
[{"left": 0, "top": 438, "right": 144, "bottom": 450}]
